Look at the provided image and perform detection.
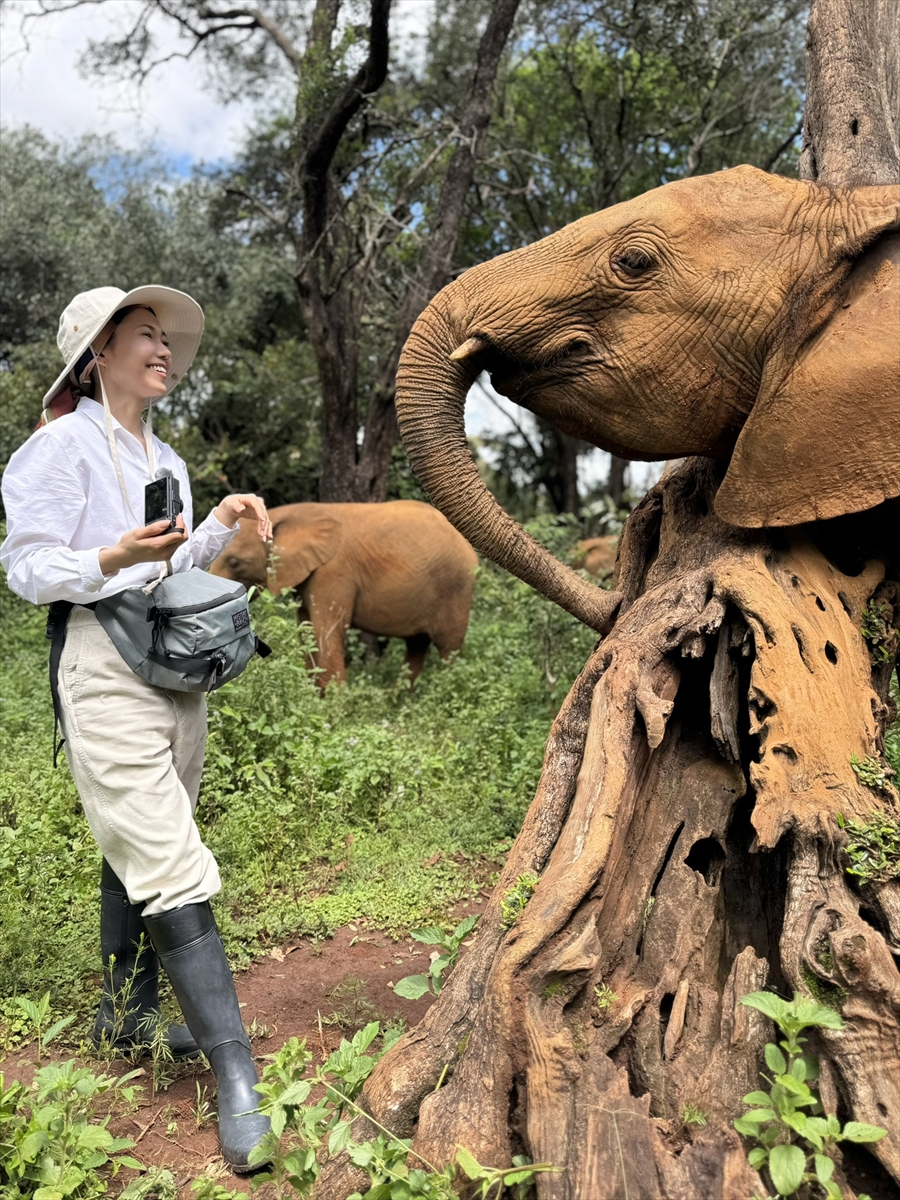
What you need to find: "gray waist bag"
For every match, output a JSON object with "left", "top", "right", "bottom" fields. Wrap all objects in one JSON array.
[{"left": 92, "top": 568, "right": 271, "bottom": 693}]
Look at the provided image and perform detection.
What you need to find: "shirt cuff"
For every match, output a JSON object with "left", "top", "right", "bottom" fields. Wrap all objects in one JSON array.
[
  {"left": 80, "top": 548, "right": 110, "bottom": 591},
  {"left": 203, "top": 508, "right": 240, "bottom": 536}
]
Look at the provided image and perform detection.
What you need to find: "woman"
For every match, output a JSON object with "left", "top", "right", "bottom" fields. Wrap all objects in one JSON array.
[{"left": 1, "top": 285, "right": 273, "bottom": 1171}]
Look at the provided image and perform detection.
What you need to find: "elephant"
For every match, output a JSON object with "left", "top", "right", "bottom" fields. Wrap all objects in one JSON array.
[
  {"left": 573, "top": 535, "right": 618, "bottom": 580},
  {"left": 395, "top": 165, "right": 899, "bottom": 633},
  {"left": 210, "top": 500, "right": 478, "bottom": 686}
]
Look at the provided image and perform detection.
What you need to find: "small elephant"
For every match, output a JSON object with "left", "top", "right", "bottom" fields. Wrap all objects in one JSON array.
[
  {"left": 395, "top": 165, "right": 899, "bottom": 632},
  {"left": 210, "top": 500, "right": 478, "bottom": 686},
  {"left": 573, "top": 536, "right": 618, "bottom": 580}
]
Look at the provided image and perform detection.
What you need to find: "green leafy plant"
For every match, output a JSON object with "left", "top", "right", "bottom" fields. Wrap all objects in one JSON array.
[
  {"left": 0, "top": 1060, "right": 145, "bottom": 1198},
  {"left": 681, "top": 1101, "right": 708, "bottom": 1128},
  {"left": 393, "top": 915, "right": 479, "bottom": 1000},
  {"left": 849, "top": 752, "right": 896, "bottom": 792},
  {"left": 243, "top": 1021, "right": 556, "bottom": 1199},
  {"left": 322, "top": 975, "right": 383, "bottom": 1027},
  {"left": 735, "top": 992, "right": 886, "bottom": 1198},
  {"left": 192, "top": 1082, "right": 215, "bottom": 1129},
  {"left": 13, "top": 990, "right": 75, "bottom": 1061},
  {"left": 860, "top": 599, "right": 899, "bottom": 665},
  {"left": 120, "top": 1166, "right": 178, "bottom": 1199},
  {"left": 500, "top": 874, "right": 540, "bottom": 928},
  {"left": 189, "top": 1178, "right": 249, "bottom": 1200},
  {"left": 837, "top": 811, "right": 900, "bottom": 885},
  {"left": 592, "top": 983, "right": 617, "bottom": 1020}
]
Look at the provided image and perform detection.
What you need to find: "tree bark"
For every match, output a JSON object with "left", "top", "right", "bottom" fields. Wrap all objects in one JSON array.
[
  {"left": 314, "top": 1, "right": 900, "bottom": 1195},
  {"left": 355, "top": 0, "right": 523, "bottom": 501},
  {"left": 608, "top": 455, "right": 629, "bottom": 508}
]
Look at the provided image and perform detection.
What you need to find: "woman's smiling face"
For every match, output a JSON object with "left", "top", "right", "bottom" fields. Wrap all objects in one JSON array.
[{"left": 99, "top": 306, "right": 172, "bottom": 402}]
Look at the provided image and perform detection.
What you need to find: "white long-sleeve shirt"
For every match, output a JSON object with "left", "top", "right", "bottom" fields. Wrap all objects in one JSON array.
[{"left": 1, "top": 398, "right": 240, "bottom": 606}]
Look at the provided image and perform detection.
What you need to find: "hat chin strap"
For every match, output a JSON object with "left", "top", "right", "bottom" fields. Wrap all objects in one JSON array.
[{"left": 97, "top": 371, "right": 168, "bottom": 583}]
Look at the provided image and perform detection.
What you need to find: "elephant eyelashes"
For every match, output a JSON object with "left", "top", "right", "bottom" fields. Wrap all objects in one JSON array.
[{"left": 611, "top": 247, "right": 656, "bottom": 279}]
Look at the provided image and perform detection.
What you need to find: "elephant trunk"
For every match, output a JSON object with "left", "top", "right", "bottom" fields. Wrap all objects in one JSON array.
[{"left": 396, "top": 286, "right": 621, "bottom": 634}]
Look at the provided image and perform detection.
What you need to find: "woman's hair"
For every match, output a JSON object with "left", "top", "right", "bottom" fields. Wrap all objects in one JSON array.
[{"left": 70, "top": 305, "right": 157, "bottom": 400}]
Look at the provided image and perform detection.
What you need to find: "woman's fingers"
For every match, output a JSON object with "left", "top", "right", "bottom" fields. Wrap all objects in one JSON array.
[{"left": 236, "top": 494, "right": 271, "bottom": 541}]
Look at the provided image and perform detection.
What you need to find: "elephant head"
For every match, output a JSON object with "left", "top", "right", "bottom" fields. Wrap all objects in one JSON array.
[
  {"left": 396, "top": 165, "right": 899, "bottom": 632},
  {"left": 209, "top": 505, "right": 341, "bottom": 592}
]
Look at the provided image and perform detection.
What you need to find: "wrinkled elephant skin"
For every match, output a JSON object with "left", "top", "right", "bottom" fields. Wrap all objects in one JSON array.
[
  {"left": 210, "top": 500, "right": 478, "bottom": 687},
  {"left": 396, "top": 165, "right": 899, "bottom": 632}
]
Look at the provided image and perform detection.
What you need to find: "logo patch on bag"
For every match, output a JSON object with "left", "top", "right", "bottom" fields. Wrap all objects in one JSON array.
[{"left": 232, "top": 609, "right": 251, "bottom": 633}]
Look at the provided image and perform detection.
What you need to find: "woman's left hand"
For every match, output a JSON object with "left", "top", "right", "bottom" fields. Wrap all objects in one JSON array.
[{"left": 214, "top": 494, "right": 272, "bottom": 542}]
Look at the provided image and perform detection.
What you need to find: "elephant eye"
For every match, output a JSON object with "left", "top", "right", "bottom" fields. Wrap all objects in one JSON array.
[{"left": 611, "top": 246, "right": 656, "bottom": 279}]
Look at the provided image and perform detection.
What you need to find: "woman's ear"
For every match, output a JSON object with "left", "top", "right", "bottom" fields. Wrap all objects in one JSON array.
[
  {"left": 269, "top": 515, "right": 340, "bottom": 590},
  {"left": 715, "top": 229, "right": 900, "bottom": 528}
]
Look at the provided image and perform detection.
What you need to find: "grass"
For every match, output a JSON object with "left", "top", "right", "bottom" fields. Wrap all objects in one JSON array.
[{"left": 0, "top": 519, "right": 598, "bottom": 1046}]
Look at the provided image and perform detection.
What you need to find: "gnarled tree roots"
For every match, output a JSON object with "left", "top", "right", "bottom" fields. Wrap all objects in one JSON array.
[{"left": 315, "top": 461, "right": 899, "bottom": 1200}]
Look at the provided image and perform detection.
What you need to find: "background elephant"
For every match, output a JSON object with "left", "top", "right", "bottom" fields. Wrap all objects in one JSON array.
[
  {"left": 210, "top": 501, "right": 478, "bottom": 686},
  {"left": 395, "top": 165, "right": 899, "bottom": 632},
  {"left": 573, "top": 535, "right": 618, "bottom": 580}
]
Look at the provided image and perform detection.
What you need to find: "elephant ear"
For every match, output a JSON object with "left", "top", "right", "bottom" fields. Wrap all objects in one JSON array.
[
  {"left": 269, "top": 514, "right": 341, "bottom": 590},
  {"left": 716, "top": 230, "right": 900, "bottom": 528}
]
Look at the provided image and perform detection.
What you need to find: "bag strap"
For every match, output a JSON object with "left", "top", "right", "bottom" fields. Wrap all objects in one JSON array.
[{"left": 46, "top": 600, "right": 97, "bottom": 767}]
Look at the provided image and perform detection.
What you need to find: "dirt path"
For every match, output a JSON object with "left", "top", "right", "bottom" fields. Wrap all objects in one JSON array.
[{"left": 5, "top": 898, "right": 487, "bottom": 1196}]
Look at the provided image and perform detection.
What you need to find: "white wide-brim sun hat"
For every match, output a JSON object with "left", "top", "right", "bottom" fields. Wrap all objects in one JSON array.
[{"left": 42, "top": 284, "right": 204, "bottom": 412}]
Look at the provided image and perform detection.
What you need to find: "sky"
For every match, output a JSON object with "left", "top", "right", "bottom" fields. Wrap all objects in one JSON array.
[{"left": 0, "top": 0, "right": 661, "bottom": 501}]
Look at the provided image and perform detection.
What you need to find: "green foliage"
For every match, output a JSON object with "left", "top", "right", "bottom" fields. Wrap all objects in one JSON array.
[
  {"left": 592, "top": 984, "right": 617, "bottom": 1020},
  {"left": 860, "top": 599, "right": 899, "bottom": 665},
  {"left": 836, "top": 811, "right": 900, "bottom": 886},
  {"left": 735, "top": 992, "right": 886, "bottom": 1198},
  {"left": 500, "top": 873, "right": 540, "bottom": 929},
  {"left": 0, "top": 548, "right": 595, "bottom": 1040},
  {"left": 849, "top": 753, "right": 896, "bottom": 793},
  {"left": 681, "top": 1102, "right": 708, "bottom": 1129},
  {"left": 322, "top": 977, "right": 383, "bottom": 1029},
  {"left": 13, "top": 991, "right": 75, "bottom": 1062},
  {"left": 393, "top": 915, "right": 479, "bottom": 1001},
  {"left": 243, "top": 1022, "right": 554, "bottom": 1198},
  {"left": 0, "top": 1061, "right": 145, "bottom": 1198}
]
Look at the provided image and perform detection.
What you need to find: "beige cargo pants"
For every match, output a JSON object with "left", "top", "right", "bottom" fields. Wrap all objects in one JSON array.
[{"left": 58, "top": 606, "right": 222, "bottom": 915}]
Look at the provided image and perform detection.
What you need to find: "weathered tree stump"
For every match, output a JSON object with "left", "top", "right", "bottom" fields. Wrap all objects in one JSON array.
[
  {"left": 316, "top": 463, "right": 898, "bottom": 1199},
  {"left": 314, "top": 1, "right": 899, "bottom": 1195}
]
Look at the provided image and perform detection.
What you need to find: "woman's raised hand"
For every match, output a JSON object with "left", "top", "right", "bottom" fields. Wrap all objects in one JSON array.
[
  {"left": 98, "top": 517, "right": 188, "bottom": 576},
  {"left": 214, "top": 494, "right": 272, "bottom": 542}
]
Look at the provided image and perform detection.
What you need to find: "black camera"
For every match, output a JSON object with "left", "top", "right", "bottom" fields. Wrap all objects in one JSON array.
[{"left": 144, "top": 469, "right": 183, "bottom": 530}]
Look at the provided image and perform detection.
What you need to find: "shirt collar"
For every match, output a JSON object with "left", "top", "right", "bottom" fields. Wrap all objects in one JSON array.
[{"left": 77, "top": 397, "right": 154, "bottom": 447}]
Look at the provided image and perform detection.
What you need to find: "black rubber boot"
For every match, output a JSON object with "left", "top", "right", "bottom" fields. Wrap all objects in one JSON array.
[
  {"left": 143, "top": 901, "right": 271, "bottom": 1172},
  {"left": 92, "top": 860, "right": 198, "bottom": 1058}
]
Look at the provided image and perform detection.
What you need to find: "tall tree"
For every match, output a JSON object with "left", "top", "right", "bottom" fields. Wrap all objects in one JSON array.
[
  {"left": 317, "top": 1, "right": 900, "bottom": 1196},
  {"left": 28, "top": 0, "right": 522, "bottom": 501}
]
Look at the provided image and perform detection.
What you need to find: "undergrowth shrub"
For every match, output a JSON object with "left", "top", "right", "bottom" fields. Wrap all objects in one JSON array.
[{"left": 0, "top": 518, "right": 596, "bottom": 1039}]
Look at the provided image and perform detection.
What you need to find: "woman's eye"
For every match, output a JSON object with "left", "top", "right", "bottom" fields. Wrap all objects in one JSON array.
[{"left": 611, "top": 247, "right": 656, "bottom": 278}]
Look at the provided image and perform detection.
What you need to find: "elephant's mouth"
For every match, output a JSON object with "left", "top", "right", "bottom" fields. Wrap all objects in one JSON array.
[{"left": 459, "top": 335, "right": 595, "bottom": 400}]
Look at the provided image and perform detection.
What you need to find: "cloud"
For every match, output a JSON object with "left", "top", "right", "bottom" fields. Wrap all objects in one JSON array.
[{"left": 0, "top": 0, "right": 434, "bottom": 165}]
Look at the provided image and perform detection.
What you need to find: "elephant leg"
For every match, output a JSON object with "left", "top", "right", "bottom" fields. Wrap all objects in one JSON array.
[
  {"left": 306, "top": 584, "right": 353, "bottom": 688},
  {"left": 403, "top": 633, "right": 432, "bottom": 683}
]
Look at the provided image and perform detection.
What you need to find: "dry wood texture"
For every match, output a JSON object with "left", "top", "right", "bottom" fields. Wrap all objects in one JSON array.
[{"left": 314, "top": 1, "right": 900, "bottom": 1195}]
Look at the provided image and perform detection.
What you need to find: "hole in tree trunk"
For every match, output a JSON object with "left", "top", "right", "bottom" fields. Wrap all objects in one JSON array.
[
  {"left": 684, "top": 836, "right": 727, "bottom": 887},
  {"left": 841, "top": 1137, "right": 900, "bottom": 1200},
  {"left": 850, "top": 116, "right": 859, "bottom": 135},
  {"left": 658, "top": 992, "right": 675, "bottom": 1039},
  {"left": 825, "top": 641, "right": 838, "bottom": 664},
  {"left": 857, "top": 905, "right": 885, "bottom": 937},
  {"left": 720, "top": 791, "right": 790, "bottom": 990}
]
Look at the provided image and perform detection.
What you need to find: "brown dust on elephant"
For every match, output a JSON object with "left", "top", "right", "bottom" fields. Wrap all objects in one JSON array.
[{"left": 210, "top": 500, "right": 477, "bottom": 687}]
